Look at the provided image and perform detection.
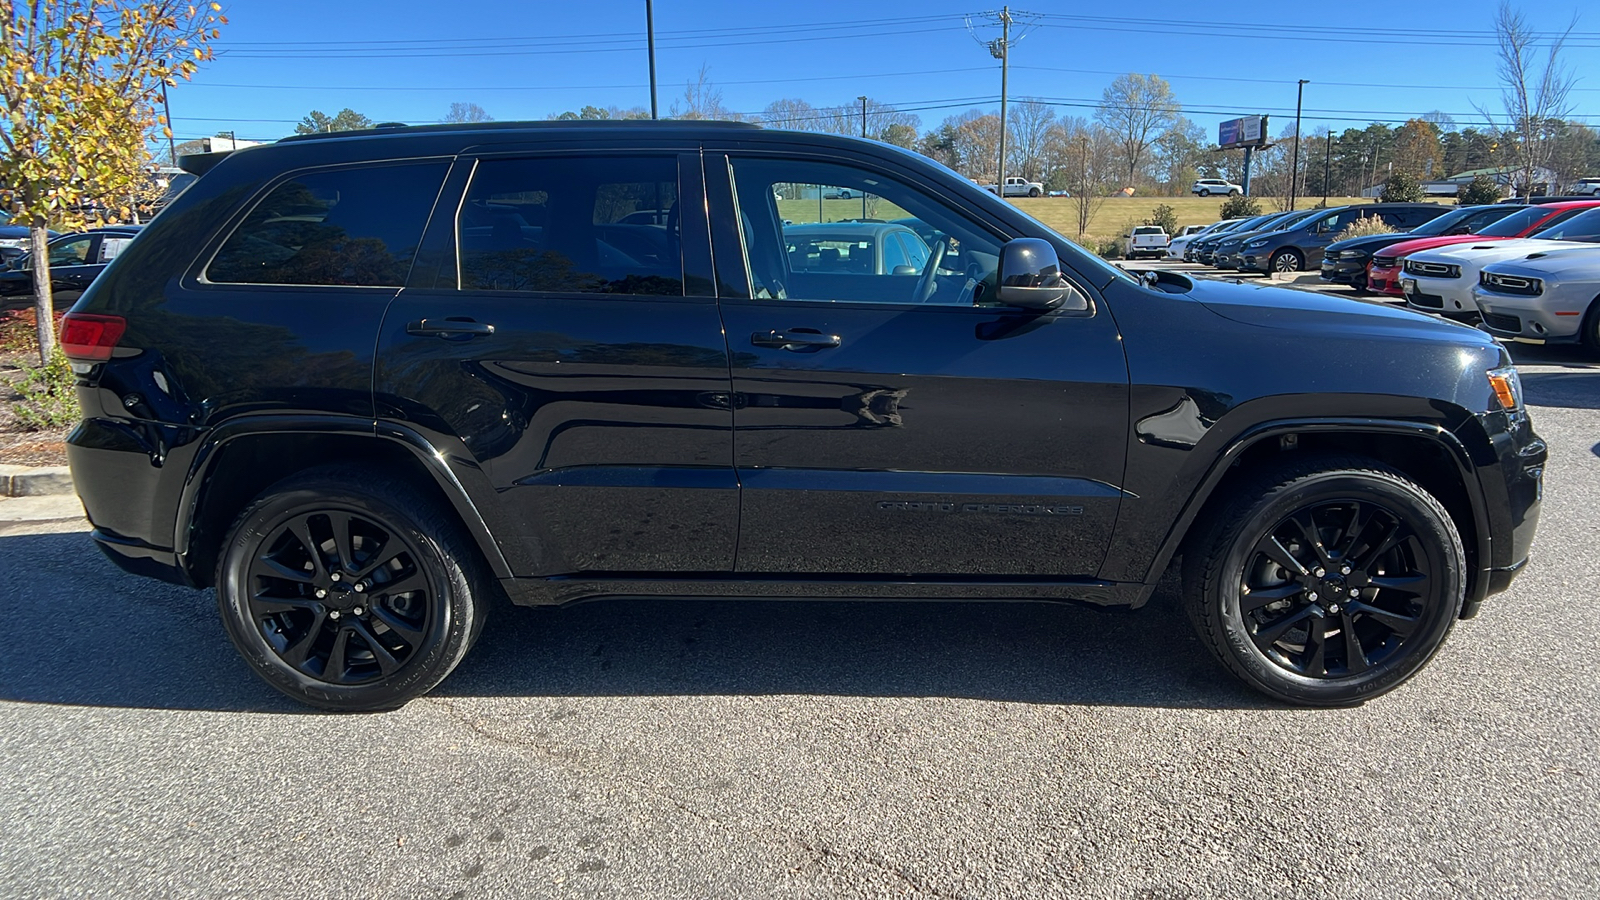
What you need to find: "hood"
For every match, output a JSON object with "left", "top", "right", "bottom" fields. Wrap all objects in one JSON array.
[
  {"left": 1187, "top": 276, "right": 1497, "bottom": 347},
  {"left": 1414, "top": 237, "right": 1581, "bottom": 265},
  {"left": 1383, "top": 233, "right": 1502, "bottom": 258},
  {"left": 1218, "top": 227, "right": 1285, "bottom": 247},
  {"left": 1327, "top": 233, "right": 1417, "bottom": 254},
  {"left": 1484, "top": 243, "right": 1600, "bottom": 279}
]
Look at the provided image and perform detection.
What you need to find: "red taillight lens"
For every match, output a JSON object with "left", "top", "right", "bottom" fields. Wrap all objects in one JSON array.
[{"left": 59, "top": 313, "right": 127, "bottom": 363}]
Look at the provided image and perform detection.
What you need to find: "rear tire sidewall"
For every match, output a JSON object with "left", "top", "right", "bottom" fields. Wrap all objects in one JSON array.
[
  {"left": 1195, "top": 467, "right": 1464, "bottom": 705},
  {"left": 217, "top": 480, "right": 479, "bottom": 711}
]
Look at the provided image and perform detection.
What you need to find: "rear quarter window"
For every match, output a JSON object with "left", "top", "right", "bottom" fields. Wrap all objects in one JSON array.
[{"left": 206, "top": 161, "right": 449, "bottom": 287}]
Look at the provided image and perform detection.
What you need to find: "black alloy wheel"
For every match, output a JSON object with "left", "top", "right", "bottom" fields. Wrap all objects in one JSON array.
[
  {"left": 1184, "top": 457, "right": 1464, "bottom": 705},
  {"left": 217, "top": 466, "right": 485, "bottom": 711}
]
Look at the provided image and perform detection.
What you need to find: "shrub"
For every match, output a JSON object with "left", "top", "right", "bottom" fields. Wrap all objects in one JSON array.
[
  {"left": 1379, "top": 172, "right": 1425, "bottom": 203},
  {"left": 1143, "top": 203, "right": 1179, "bottom": 236},
  {"left": 1458, "top": 175, "right": 1502, "bottom": 205},
  {"left": 1097, "top": 236, "right": 1126, "bottom": 259},
  {"left": 10, "top": 350, "right": 80, "bottom": 431},
  {"left": 1337, "top": 215, "right": 1397, "bottom": 240},
  {"left": 0, "top": 309, "right": 66, "bottom": 355},
  {"left": 1219, "top": 195, "right": 1261, "bottom": 219}
]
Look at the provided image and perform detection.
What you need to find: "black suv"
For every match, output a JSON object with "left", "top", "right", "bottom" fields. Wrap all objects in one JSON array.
[{"left": 63, "top": 121, "right": 1545, "bottom": 711}]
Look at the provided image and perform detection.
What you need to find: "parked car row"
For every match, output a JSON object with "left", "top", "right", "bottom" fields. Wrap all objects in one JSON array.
[
  {"left": 1181, "top": 203, "right": 1450, "bottom": 275},
  {"left": 0, "top": 225, "right": 141, "bottom": 309}
]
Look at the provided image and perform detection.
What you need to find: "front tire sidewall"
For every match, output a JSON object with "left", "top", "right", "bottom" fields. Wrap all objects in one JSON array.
[
  {"left": 1202, "top": 471, "right": 1463, "bottom": 705},
  {"left": 217, "top": 485, "right": 477, "bottom": 711}
]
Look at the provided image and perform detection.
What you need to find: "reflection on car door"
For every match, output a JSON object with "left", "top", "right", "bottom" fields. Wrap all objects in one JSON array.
[{"left": 707, "top": 150, "right": 1131, "bottom": 579}]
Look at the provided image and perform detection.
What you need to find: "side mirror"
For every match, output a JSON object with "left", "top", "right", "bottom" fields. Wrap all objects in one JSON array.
[
  {"left": 996, "top": 238, "right": 1087, "bottom": 311},
  {"left": 891, "top": 265, "right": 918, "bottom": 276}
]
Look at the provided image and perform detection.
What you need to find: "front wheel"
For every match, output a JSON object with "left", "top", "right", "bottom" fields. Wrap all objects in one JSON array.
[
  {"left": 1581, "top": 297, "right": 1600, "bottom": 354},
  {"left": 1028, "top": 187, "right": 1042, "bottom": 197},
  {"left": 216, "top": 466, "right": 487, "bottom": 711},
  {"left": 1199, "top": 189, "right": 1211, "bottom": 197},
  {"left": 1228, "top": 189, "right": 1242, "bottom": 196},
  {"left": 1182, "top": 457, "right": 1464, "bottom": 705},
  {"left": 1270, "top": 249, "right": 1304, "bottom": 273}
]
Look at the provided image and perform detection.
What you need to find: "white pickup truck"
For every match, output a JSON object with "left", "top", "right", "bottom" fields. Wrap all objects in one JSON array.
[
  {"left": 1126, "top": 226, "right": 1170, "bottom": 260},
  {"left": 983, "top": 176, "right": 1045, "bottom": 198}
]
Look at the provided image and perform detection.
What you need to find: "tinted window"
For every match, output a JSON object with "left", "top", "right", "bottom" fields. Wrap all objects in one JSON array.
[
  {"left": 1529, "top": 208, "right": 1600, "bottom": 242},
  {"left": 1478, "top": 206, "right": 1572, "bottom": 237},
  {"left": 457, "top": 156, "right": 684, "bottom": 296},
  {"left": 47, "top": 237, "right": 92, "bottom": 267},
  {"left": 881, "top": 233, "right": 910, "bottom": 272},
  {"left": 730, "top": 158, "right": 1005, "bottom": 306},
  {"left": 901, "top": 232, "right": 930, "bottom": 270},
  {"left": 208, "top": 163, "right": 446, "bottom": 286}
]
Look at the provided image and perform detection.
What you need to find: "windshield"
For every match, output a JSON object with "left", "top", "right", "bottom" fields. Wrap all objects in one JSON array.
[
  {"left": 1529, "top": 208, "right": 1600, "bottom": 242},
  {"left": 1478, "top": 206, "right": 1566, "bottom": 237},
  {"left": 1407, "top": 205, "right": 1491, "bottom": 237}
]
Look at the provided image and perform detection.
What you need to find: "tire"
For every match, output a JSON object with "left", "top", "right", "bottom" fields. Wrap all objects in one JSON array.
[
  {"left": 1182, "top": 455, "right": 1464, "bottom": 706},
  {"left": 1028, "top": 187, "right": 1042, "bottom": 197},
  {"left": 216, "top": 465, "right": 487, "bottom": 711},
  {"left": 1581, "top": 297, "right": 1600, "bottom": 354},
  {"left": 1270, "top": 249, "right": 1304, "bottom": 273},
  {"left": 1228, "top": 189, "right": 1241, "bottom": 197},
  {"left": 1199, "top": 189, "right": 1211, "bottom": 197}
]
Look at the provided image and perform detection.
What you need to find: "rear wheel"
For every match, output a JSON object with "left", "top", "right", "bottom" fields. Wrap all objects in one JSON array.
[
  {"left": 1582, "top": 297, "right": 1600, "bottom": 354},
  {"left": 1183, "top": 457, "right": 1464, "bottom": 705},
  {"left": 216, "top": 466, "right": 486, "bottom": 711},
  {"left": 1199, "top": 189, "right": 1212, "bottom": 197}
]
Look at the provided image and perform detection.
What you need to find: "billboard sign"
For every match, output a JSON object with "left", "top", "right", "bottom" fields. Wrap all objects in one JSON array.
[{"left": 1218, "top": 115, "right": 1269, "bottom": 150}]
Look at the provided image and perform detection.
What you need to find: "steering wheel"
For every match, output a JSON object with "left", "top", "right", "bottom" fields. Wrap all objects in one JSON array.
[{"left": 914, "top": 238, "right": 948, "bottom": 303}]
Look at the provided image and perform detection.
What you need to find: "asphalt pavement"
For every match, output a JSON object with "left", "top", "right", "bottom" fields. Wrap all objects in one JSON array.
[{"left": 1, "top": 344, "right": 1597, "bottom": 899}]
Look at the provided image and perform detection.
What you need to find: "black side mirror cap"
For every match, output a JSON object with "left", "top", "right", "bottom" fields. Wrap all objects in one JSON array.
[{"left": 995, "top": 238, "right": 1085, "bottom": 311}]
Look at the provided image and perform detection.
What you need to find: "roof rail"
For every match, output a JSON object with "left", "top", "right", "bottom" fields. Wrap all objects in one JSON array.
[{"left": 278, "top": 118, "right": 762, "bottom": 143}]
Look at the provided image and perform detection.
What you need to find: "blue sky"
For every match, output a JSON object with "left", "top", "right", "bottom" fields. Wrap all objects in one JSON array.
[{"left": 167, "top": 0, "right": 1598, "bottom": 144}]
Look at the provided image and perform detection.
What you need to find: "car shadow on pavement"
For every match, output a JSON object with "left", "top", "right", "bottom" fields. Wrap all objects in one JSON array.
[
  {"left": 1519, "top": 371, "right": 1600, "bottom": 410},
  {"left": 0, "top": 531, "right": 1272, "bottom": 714}
]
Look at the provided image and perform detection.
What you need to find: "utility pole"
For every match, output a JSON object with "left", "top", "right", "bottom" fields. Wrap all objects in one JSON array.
[
  {"left": 1289, "top": 79, "right": 1308, "bottom": 210},
  {"left": 994, "top": 6, "right": 1011, "bottom": 195},
  {"left": 859, "top": 95, "right": 868, "bottom": 138},
  {"left": 1323, "top": 133, "right": 1334, "bottom": 206},
  {"left": 646, "top": 0, "right": 659, "bottom": 120}
]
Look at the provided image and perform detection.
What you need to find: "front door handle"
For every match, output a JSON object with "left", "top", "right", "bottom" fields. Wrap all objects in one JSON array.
[
  {"left": 407, "top": 317, "right": 495, "bottom": 339},
  {"left": 750, "top": 329, "right": 841, "bottom": 351}
]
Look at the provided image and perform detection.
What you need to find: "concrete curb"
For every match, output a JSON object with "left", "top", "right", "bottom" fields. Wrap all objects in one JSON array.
[{"left": 0, "top": 464, "right": 74, "bottom": 498}]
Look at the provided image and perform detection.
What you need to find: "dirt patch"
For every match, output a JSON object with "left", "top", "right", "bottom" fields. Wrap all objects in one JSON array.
[{"left": 0, "top": 313, "right": 72, "bottom": 467}]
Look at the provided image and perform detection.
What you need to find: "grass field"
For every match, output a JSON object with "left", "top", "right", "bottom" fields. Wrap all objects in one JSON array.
[{"left": 1012, "top": 195, "right": 1380, "bottom": 245}]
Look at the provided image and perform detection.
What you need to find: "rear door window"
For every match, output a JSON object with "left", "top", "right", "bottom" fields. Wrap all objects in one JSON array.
[
  {"left": 456, "top": 156, "right": 686, "bottom": 296},
  {"left": 207, "top": 161, "right": 449, "bottom": 287}
]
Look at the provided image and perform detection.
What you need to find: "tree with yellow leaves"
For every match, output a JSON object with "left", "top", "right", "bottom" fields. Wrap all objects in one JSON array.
[{"left": 0, "top": 1, "right": 226, "bottom": 362}]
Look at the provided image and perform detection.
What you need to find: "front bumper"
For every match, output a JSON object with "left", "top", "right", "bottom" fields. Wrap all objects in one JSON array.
[
  {"left": 1402, "top": 273, "right": 1476, "bottom": 315},
  {"left": 1319, "top": 256, "right": 1369, "bottom": 284},
  {"left": 1460, "top": 406, "right": 1545, "bottom": 614},
  {"left": 1213, "top": 249, "right": 1242, "bottom": 269},
  {"left": 1471, "top": 286, "right": 1586, "bottom": 343},
  {"left": 1369, "top": 263, "right": 1403, "bottom": 295}
]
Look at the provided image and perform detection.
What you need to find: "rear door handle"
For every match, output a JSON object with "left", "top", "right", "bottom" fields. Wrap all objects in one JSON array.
[
  {"left": 750, "top": 329, "right": 841, "bottom": 351},
  {"left": 407, "top": 317, "right": 495, "bottom": 339}
]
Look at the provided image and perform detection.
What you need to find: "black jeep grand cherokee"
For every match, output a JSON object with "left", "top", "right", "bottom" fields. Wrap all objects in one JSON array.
[{"left": 62, "top": 121, "right": 1544, "bottom": 710}]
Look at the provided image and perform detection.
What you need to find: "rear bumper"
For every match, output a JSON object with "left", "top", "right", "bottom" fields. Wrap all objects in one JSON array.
[{"left": 91, "top": 526, "right": 192, "bottom": 587}]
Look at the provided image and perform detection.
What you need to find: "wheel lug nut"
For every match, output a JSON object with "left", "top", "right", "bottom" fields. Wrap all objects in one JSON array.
[
  {"left": 330, "top": 572, "right": 341, "bottom": 582},
  {"left": 1329, "top": 603, "right": 1341, "bottom": 614},
  {"left": 1308, "top": 591, "right": 1319, "bottom": 601},
  {"left": 1349, "top": 588, "right": 1359, "bottom": 597},
  {"left": 1340, "top": 566, "right": 1351, "bottom": 575},
  {"left": 314, "top": 588, "right": 327, "bottom": 599},
  {"left": 353, "top": 582, "right": 365, "bottom": 593},
  {"left": 352, "top": 606, "right": 364, "bottom": 616},
  {"left": 1314, "top": 567, "right": 1326, "bottom": 578},
  {"left": 329, "top": 610, "right": 341, "bottom": 619}
]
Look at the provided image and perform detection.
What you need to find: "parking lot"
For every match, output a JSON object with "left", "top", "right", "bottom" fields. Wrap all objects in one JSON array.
[{"left": 1, "top": 340, "right": 1596, "bottom": 898}]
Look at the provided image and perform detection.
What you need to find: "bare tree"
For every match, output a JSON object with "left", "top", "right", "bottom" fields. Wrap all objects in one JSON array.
[
  {"left": 763, "top": 98, "right": 822, "bottom": 131},
  {"left": 444, "top": 102, "right": 492, "bottom": 123},
  {"left": 1007, "top": 99, "right": 1056, "bottom": 182},
  {"left": 1055, "top": 118, "right": 1116, "bottom": 238},
  {"left": 1474, "top": 1, "right": 1577, "bottom": 194},
  {"left": 671, "top": 64, "right": 743, "bottom": 121},
  {"left": 1095, "top": 73, "right": 1181, "bottom": 190}
]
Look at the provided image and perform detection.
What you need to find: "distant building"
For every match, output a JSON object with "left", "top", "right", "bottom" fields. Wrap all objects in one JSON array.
[{"left": 1412, "top": 166, "right": 1559, "bottom": 199}]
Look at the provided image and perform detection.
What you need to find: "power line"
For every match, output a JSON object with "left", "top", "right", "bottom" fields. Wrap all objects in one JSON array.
[
  {"left": 174, "top": 66, "right": 995, "bottom": 94},
  {"left": 1014, "top": 65, "right": 1600, "bottom": 94},
  {"left": 1033, "top": 19, "right": 1600, "bottom": 49}
]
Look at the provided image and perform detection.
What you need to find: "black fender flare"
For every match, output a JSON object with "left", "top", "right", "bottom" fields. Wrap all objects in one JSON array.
[
  {"left": 1144, "top": 417, "right": 1493, "bottom": 605},
  {"left": 172, "top": 414, "right": 512, "bottom": 582}
]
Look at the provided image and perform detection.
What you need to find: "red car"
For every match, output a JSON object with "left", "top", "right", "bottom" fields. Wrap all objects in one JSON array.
[{"left": 1368, "top": 200, "right": 1600, "bottom": 295}]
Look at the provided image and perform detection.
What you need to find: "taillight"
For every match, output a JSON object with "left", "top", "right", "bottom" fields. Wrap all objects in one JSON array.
[{"left": 59, "top": 313, "right": 127, "bottom": 362}]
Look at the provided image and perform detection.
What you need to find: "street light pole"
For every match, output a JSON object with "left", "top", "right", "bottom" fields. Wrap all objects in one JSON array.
[
  {"left": 646, "top": 0, "right": 658, "bottom": 120},
  {"left": 160, "top": 78, "right": 177, "bottom": 166},
  {"left": 996, "top": 6, "right": 1011, "bottom": 196},
  {"left": 1289, "top": 79, "right": 1308, "bottom": 210}
]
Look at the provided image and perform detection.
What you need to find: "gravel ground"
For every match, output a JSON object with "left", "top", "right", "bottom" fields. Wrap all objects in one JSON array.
[{"left": 0, "top": 344, "right": 1595, "bottom": 899}]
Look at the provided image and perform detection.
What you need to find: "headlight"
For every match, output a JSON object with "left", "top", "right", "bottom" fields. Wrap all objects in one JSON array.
[
  {"left": 1486, "top": 366, "right": 1523, "bottom": 412},
  {"left": 1244, "top": 239, "right": 1268, "bottom": 249},
  {"left": 1338, "top": 250, "right": 1367, "bottom": 259}
]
